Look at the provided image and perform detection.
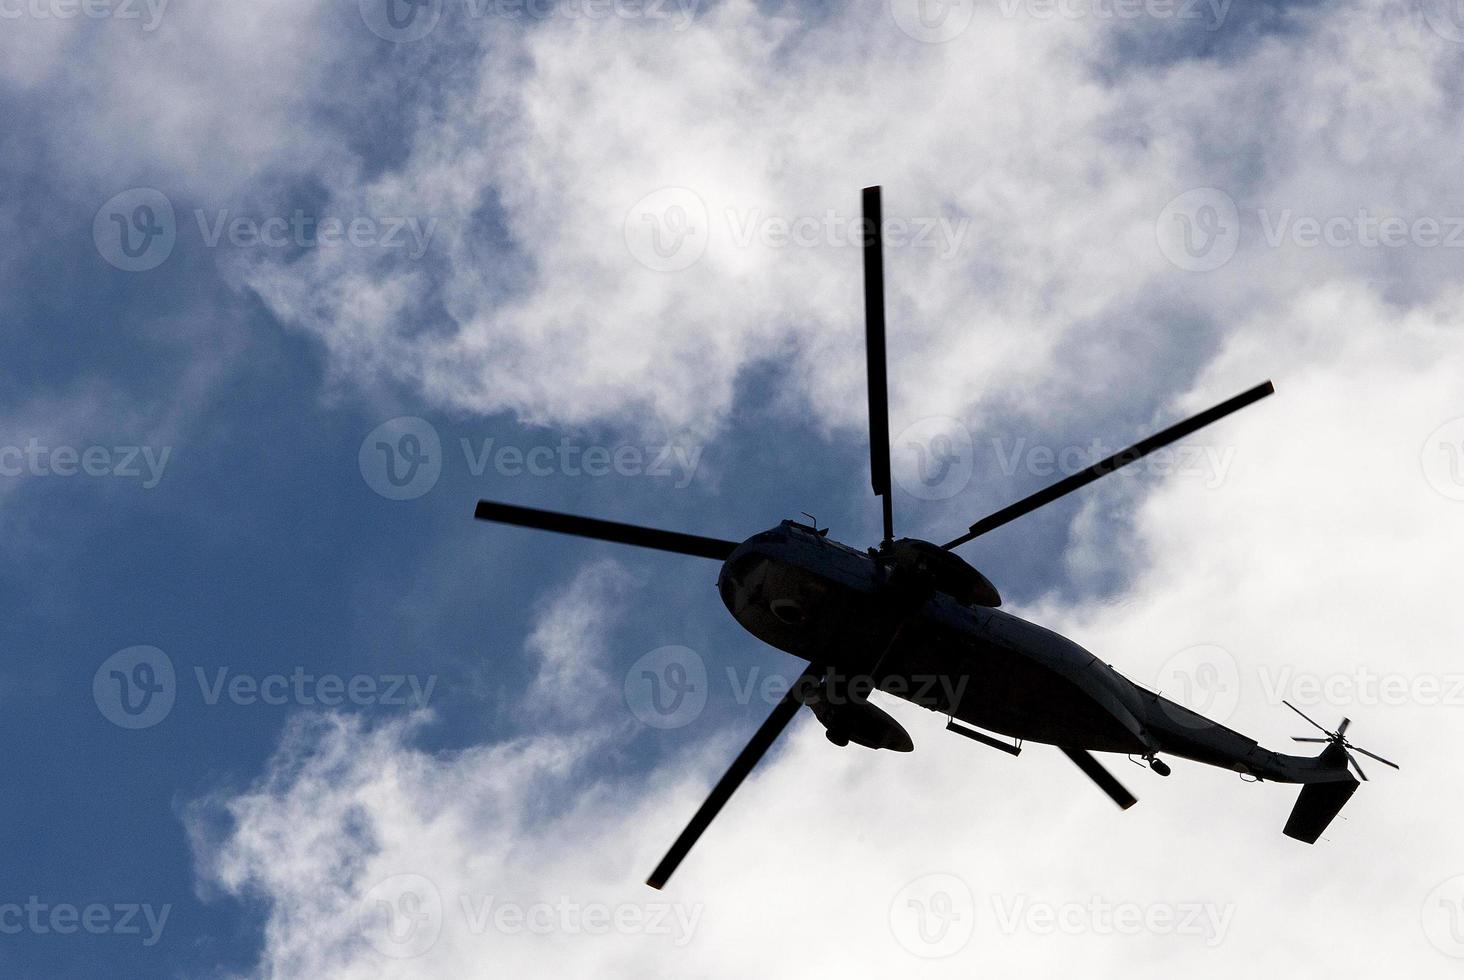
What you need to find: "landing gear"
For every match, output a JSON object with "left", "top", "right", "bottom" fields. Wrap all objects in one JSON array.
[
  {"left": 1149, "top": 757, "right": 1171, "bottom": 777},
  {"left": 826, "top": 729, "right": 850, "bottom": 747}
]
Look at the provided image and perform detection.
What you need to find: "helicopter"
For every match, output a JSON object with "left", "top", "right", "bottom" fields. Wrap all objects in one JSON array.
[{"left": 473, "top": 186, "right": 1398, "bottom": 890}]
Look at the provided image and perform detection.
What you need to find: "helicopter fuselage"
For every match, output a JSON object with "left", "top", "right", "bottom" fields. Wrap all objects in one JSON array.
[
  {"left": 718, "top": 520, "right": 1349, "bottom": 786},
  {"left": 472, "top": 185, "right": 1375, "bottom": 881}
]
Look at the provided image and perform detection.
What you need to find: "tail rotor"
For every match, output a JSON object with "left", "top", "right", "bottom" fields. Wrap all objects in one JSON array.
[{"left": 1283, "top": 700, "right": 1400, "bottom": 782}]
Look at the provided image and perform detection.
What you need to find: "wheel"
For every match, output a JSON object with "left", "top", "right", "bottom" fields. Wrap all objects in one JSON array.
[{"left": 1150, "top": 758, "right": 1171, "bottom": 777}]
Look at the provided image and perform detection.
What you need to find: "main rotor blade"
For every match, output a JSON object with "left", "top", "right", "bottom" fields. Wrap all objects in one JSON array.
[
  {"left": 1058, "top": 747, "right": 1138, "bottom": 810},
  {"left": 1282, "top": 699, "right": 1331, "bottom": 736},
  {"left": 474, "top": 500, "right": 737, "bottom": 561},
  {"left": 1292, "top": 737, "right": 1330, "bottom": 743},
  {"left": 1349, "top": 745, "right": 1400, "bottom": 770},
  {"left": 646, "top": 666, "right": 818, "bottom": 890},
  {"left": 862, "top": 185, "right": 894, "bottom": 543},
  {"left": 942, "top": 381, "right": 1275, "bottom": 550}
]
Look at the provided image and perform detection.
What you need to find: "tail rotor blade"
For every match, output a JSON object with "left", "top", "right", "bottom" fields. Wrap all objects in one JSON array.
[
  {"left": 1346, "top": 752, "right": 1368, "bottom": 782},
  {"left": 1059, "top": 747, "right": 1138, "bottom": 810},
  {"left": 474, "top": 500, "right": 737, "bottom": 561},
  {"left": 943, "top": 381, "right": 1274, "bottom": 550},
  {"left": 862, "top": 186, "right": 894, "bottom": 544},
  {"left": 646, "top": 666, "right": 818, "bottom": 890}
]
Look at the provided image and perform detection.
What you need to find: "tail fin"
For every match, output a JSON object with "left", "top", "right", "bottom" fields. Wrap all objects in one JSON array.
[
  {"left": 1282, "top": 743, "right": 1359, "bottom": 843},
  {"left": 1283, "top": 778, "right": 1359, "bottom": 843}
]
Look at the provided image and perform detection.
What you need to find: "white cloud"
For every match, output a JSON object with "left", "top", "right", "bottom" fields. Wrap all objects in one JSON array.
[
  {"left": 12, "top": 0, "right": 1461, "bottom": 446},
  {"left": 1, "top": 0, "right": 355, "bottom": 200},
  {"left": 170, "top": 1, "right": 1464, "bottom": 976},
  {"left": 523, "top": 558, "right": 637, "bottom": 722},
  {"left": 234, "top": 1, "right": 1140, "bottom": 435},
  {"left": 0, "top": 379, "right": 191, "bottom": 505},
  {"left": 191, "top": 275, "right": 1464, "bottom": 974},
  {"left": 205, "top": 0, "right": 1463, "bottom": 459}
]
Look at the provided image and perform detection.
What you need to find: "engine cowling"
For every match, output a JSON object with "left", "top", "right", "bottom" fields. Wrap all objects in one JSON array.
[{"left": 884, "top": 538, "right": 1001, "bottom": 607}]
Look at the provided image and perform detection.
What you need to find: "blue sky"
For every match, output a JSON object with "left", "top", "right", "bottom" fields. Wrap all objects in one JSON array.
[{"left": 3, "top": 1, "right": 1464, "bottom": 976}]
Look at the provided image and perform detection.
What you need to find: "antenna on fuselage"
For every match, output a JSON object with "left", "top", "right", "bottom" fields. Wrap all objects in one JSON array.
[{"left": 862, "top": 186, "right": 895, "bottom": 546}]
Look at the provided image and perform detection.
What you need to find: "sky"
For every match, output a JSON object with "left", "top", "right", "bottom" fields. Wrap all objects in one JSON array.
[{"left": 2, "top": 0, "right": 1464, "bottom": 976}]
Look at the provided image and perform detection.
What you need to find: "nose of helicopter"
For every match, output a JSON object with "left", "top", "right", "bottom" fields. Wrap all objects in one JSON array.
[
  {"left": 714, "top": 521, "right": 870, "bottom": 646},
  {"left": 715, "top": 527, "right": 788, "bottom": 609}
]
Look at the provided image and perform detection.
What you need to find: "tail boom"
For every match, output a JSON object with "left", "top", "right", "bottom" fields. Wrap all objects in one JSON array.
[{"left": 1139, "top": 691, "right": 1363, "bottom": 843}]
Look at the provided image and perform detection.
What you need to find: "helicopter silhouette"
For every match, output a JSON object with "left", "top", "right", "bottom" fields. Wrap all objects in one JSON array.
[{"left": 474, "top": 186, "right": 1398, "bottom": 890}]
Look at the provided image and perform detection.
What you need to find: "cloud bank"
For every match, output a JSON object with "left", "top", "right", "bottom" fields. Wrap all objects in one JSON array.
[{"left": 30, "top": 0, "right": 1442, "bottom": 973}]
